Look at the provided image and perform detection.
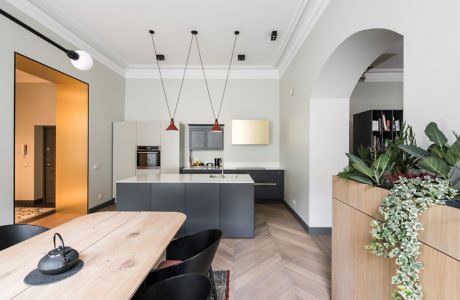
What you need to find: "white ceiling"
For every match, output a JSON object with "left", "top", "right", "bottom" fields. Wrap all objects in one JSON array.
[{"left": 26, "top": 0, "right": 310, "bottom": 70}]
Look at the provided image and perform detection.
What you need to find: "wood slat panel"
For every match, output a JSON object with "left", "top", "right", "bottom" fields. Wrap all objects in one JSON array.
[{"left": 333, "top": 177, "right": 460, "bottom": 299}]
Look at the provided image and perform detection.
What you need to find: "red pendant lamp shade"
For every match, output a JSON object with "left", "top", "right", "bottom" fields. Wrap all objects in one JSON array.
[
  {"left": 166, "top": 118, "right": 179, "bottom": 131},
  {"left": 211, "top": 119, "right": 222, "bottom": 132}
]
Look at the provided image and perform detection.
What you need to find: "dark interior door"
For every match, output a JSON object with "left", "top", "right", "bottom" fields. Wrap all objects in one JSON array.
[{"left": 44, "top": 127, "right": 56, "bottom": 204}]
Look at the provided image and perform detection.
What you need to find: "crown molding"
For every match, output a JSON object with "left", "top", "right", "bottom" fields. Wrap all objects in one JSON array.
[
  {"left": 272, "top": 0, "right": 309, "bottom": 66},
  {"left": 364, "top": 68, "right": 403, "bottom": 82},
  {"left": 125, "top": 65, "right": 279, "bottom": 79},
  {"left": 5, "top": 0, "right": 126, "bottom": 76},
  {"left": 277, "top": 0, "right": 330, "bottom": 77}
]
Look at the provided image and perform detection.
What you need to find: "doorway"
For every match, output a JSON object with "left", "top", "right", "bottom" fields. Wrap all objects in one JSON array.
[
  {"left": 14, "top": 53, "right": 89, "bottom": 225},
  {"left": 43, "top": 126, "right": 56, "bottom": 206}
]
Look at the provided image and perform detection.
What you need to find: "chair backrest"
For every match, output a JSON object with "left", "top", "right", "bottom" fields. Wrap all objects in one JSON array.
[
  {"left": 0, "top": 224, "right": 49, "bottom": 251},
  {"left": 140, "top": 274, "right": 211, "bottom": 300},
  {"left": 146, "top": 229, "right": 222, "bottom": 284},
  {"left": 167, "top": 229, "right": 223, "bottom": 274}
]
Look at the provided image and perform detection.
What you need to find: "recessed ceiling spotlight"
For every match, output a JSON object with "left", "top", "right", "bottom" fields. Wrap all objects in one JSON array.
[
  {"left": 238, "top": 54, "right": 246, "bottom": 61},
  {"left": 156, "top": 54, "right": 165, "bottom": 61},
  {"left": 271, "top": 30, "right": 277, "bottom": 41}
]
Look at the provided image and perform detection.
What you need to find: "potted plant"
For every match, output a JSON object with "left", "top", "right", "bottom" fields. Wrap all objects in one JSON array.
[
  {"left": 398, "top": 122, "right": 460, "bottom": 208},
  {"left": 336, "top": 122, "right": 459, "bottom": 299}
]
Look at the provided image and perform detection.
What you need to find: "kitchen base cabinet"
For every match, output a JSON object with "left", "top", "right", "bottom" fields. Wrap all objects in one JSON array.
[
  {"left": 220, "top": 184, "right": 254, "bottom": 238},
  {"left": 116, "top": 178, "right": 254, "bottom": 238},
  {"left": 116, "top": 183, "right": 150, "bottom": 211},
  {"left": 181, "top": 169, "right": 284, "bottom": 202},
  {"left": 150, "top": 183, "right": 186, "bottom": 234},
  {"left": 185, "top": 184, "right": 220, "bottom": 234}
]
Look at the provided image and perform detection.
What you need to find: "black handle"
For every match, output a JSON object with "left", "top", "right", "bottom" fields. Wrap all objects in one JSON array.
[{"left": 53, "top": 233, "right": 66, "bottom": 257}]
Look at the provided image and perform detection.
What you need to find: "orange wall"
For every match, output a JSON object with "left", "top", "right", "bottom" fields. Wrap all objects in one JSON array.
[{"left": 55, "top": 83, "right": 88, "bottom": 214}]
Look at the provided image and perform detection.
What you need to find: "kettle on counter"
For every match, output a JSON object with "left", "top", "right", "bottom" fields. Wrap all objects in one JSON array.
[{"left": 38, "top": 233, "right": 79, "bottom": 275}]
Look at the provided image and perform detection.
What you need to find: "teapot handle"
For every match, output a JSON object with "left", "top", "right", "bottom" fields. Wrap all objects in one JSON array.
[{"left": 53, "top": 233, "right": 66, "bottom": 257}]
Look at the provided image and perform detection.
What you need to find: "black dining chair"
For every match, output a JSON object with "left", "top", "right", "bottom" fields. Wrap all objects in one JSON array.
[
  {"left": 145, "top": 229, "right": 223, "bottom": 298},
  {"left": 134, "top": 273, "right": 211, "bottom": 300},
  {"left": 0, "top": 224, "right": 49, "bottom": 251}
]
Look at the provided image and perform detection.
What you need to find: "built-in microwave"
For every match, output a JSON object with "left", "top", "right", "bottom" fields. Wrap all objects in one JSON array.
[{"left": 137, "top": 146, "right": 160, "bottom": 168}]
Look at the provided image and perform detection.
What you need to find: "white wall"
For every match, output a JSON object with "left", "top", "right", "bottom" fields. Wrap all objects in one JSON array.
[
  {"left": 349, "top": 81, "right": 404, "bottom": 151},
  {"left": 280, "top": 0, "right": 460, "bottom": 228},
  {"left": 125, "top": 78, "right": 280, "bottom": 168},
  {"left": 309, "top": 98, "right": 349, "bottom": 227},
  {"left": 15, "top": 83, "right": 56, "bottom": 201},
  {"left": 0, "top": 2, "right": 125, "bottom": 224}
]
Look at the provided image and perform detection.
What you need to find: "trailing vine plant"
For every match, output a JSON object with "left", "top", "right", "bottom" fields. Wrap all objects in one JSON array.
[{"left": 367, "top": 176, "right": 457, "bottom": 300}]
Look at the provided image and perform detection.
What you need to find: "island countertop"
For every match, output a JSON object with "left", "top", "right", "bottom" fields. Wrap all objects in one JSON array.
[{"left": 117, "top": 173, "right": 255, "bottom": 184}]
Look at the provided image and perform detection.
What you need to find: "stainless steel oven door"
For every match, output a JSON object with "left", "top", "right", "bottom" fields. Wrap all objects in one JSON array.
[{"left": 137, "top": 151, "right": 160, "bottom": 168}]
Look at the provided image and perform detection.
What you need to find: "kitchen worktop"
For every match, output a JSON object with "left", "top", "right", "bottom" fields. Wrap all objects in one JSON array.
[
  {"left": 181, "top": 166, "right": 283, "bottom": 171},
  {"left": 117, "top": 173, "right": 255, "bottom": 184}
]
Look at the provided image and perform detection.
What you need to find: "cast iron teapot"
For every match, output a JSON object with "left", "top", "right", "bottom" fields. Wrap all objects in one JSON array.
[{"left": 38, "top": 233, "right": 79, "bottom": 275}]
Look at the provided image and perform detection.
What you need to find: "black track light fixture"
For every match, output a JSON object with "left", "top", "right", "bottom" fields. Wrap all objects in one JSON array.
[
  {"left": 271, "top": 30, "right": 278, "bottom": 41},
  {"left": 0, "top": 9, "right": 93, "bottom": 70}
]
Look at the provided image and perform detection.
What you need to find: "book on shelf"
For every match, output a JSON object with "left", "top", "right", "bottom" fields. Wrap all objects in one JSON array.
[
  {"left": 395, "top": 120, "right": 401, "bottom": 131},
  {"left": 372, "top": 120, "right": 379, "bottom": 131},
  {"left": 382, "top": 114, "right": 388, "bottom": 131}
]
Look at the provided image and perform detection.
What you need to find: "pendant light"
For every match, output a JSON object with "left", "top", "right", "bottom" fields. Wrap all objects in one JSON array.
[
  {"left": 195, "top": 31, "right": 240, "bottom": 132},
  {"left": 149, "top": 30, "right": 194, "bottom": 130},
  {"left": 0, "top": 9, "right": 93, "bottom": 71}
]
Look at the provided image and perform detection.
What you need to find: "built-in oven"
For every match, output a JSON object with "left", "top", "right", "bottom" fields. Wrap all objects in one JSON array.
[{"left": 137, "top": 146, "right": 160, "bottom": 168}]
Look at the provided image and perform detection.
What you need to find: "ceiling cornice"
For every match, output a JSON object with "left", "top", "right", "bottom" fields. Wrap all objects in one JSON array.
[
  {"left": 6, "top": 0, "right": 330, "bottom": 80},
  {"left": 364, "top": 68, "right": 403, "bottom": 82},
  {"left": 126, "top": 65, "right": 279, "bottom": 80},
  {"left": 277, "top": 0, "right": 330, "bottom": 77},
  {"left": 5, "top": 0, "right": 126, "bottom": 76},
  {"left": 272, "top": 0, "right": 309, "bottom": 67}
]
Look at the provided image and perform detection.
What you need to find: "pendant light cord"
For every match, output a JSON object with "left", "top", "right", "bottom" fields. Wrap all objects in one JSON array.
[
  {"left": 149, "top": 32, "right": 172, "bottom": 119},
  {"left": 149, "top": 31, "right": 194, "bottom": 119},
  {"left": 217, "top": 32, "right": 238, "bottom": 119},
  {"left": 194, "top": 34, "right": 217, "bottom": 120},
  {"left": 195, "top": 32, "right": 239, "bottom": 120},
  {"left": 173, "top": 34, "right": 194, "bottom": 118}
]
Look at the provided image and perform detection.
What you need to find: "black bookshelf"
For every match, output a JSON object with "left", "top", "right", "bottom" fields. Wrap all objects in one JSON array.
[{"left": 352, "top": 109, "right": 403, "bottom": 154}]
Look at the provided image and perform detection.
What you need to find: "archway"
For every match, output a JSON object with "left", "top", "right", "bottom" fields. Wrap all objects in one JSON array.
[{"left": 308, "top": 28, "right": 403, "bottom": 228}]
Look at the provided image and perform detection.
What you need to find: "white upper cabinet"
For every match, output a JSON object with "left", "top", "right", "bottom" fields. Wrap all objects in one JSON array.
[
  {"left": 112, "top": 121, "right": 137, "bottom": 197},
  {"left": 160, "top": 121, "right": 182, "bottom": 171},
  {"left": 137, "top": 122, "right": 161, "bottom": 146}
]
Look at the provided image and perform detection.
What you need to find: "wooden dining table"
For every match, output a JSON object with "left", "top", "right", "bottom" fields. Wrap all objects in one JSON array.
[{"left": 0, "top": 211, "right": 186, "bottom": 299}]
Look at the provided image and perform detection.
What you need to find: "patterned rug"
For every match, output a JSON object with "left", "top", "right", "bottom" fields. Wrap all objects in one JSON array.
[
  {"left": 209, "top": 270, "right": 230, "bottom": 300},
  {"left": 15, "top": 207, "right": 55, "bottom": 223}
]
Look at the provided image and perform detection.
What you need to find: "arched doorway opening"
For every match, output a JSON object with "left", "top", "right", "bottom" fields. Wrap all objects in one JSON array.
[{"left": 308, "top": 28, "right": 403, "bottom": 228}]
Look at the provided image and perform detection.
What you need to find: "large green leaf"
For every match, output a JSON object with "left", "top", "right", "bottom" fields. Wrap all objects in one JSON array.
[
  {"left": 397, "top": 145, "right": 429, "bottom": 159},
  {"left": 425, "top": 122, "right": 448, "bottom": 147},
  {"left": 430, "top": 144, "right": 446, "bottom": 159},
  {"left": 418, "top": 157, "right": 449, "bottom": 178},
  {"left": 346, "top": 153, "right": 366, "bottom": 165},
  {"left": 348, "top": 174, "right": 373, "bottom": 185},
  {"left": 352, "top": 162, "right": 373, "bottom": 178},
  {"left": 372, "top": 154, "right": 391, "bottom": 171},
  {"left": 445, "top": 138, "right": 460, "bottom": 166}
]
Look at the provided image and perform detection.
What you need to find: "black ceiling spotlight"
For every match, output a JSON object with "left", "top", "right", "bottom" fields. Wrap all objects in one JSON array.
[
  {"left": 0, "top": 9, "right": 94, "bottom": 70},
  {"left": 271, "top": 30, "right": 278, "bottom": 41},
  {"left": 238, "top": 54, "right": 246, "bottom": 61},
  {"left": 156, "top": 54, "right": 165, "bottom": 61}
]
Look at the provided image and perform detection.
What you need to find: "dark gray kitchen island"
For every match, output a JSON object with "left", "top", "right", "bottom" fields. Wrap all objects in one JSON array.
[{"left": 116, "top": 173, "right": 254, "bottom": 238}]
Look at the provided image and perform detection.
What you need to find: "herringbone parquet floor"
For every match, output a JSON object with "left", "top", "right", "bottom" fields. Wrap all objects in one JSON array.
[{"left": 213, "top": 204, "right": 332, "bottom": 300}]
